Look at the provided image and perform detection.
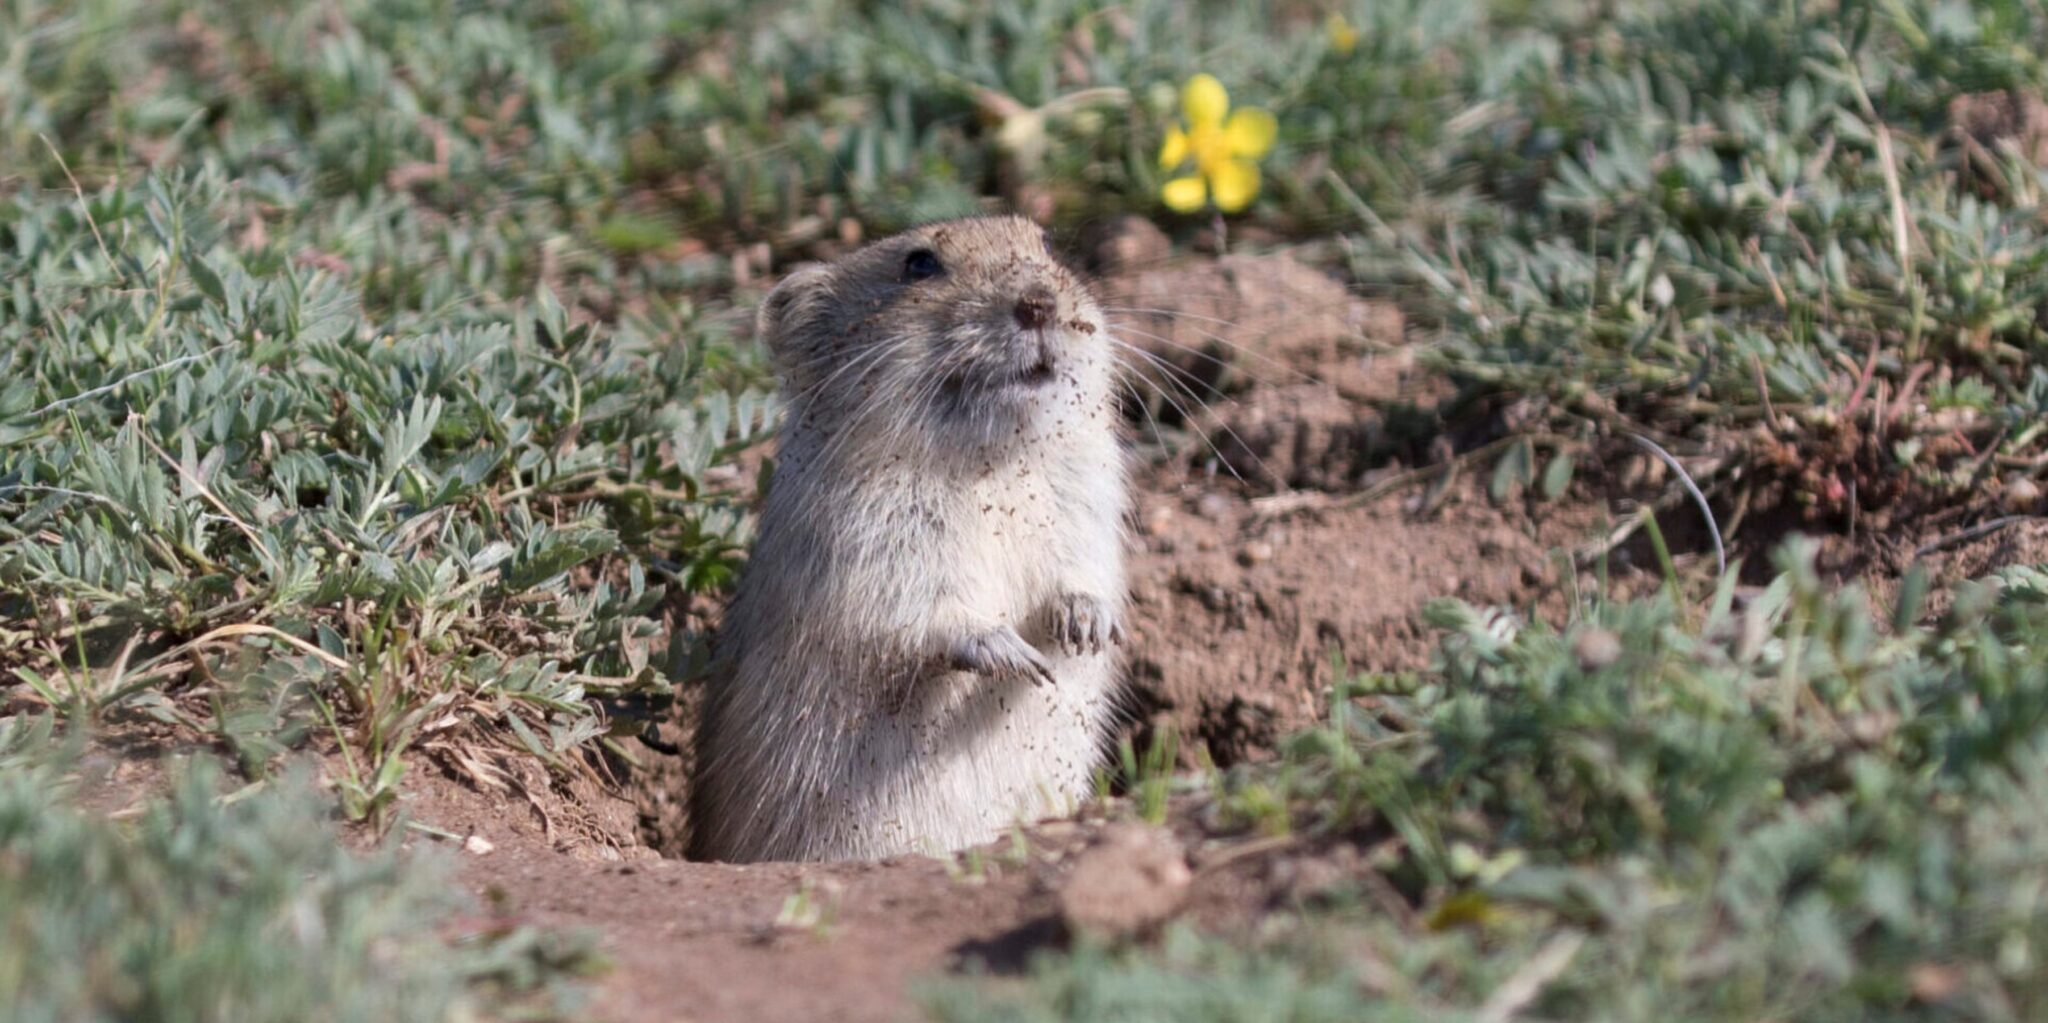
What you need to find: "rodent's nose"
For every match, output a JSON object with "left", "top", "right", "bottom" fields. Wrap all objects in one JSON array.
[{"left": 1013, "top": 287, "right": 1056, "bottom": 331}]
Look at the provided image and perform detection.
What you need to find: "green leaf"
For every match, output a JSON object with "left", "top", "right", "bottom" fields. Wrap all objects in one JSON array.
[
  {"left": 1490, "top": 439, "right": 1532, "bottom": 504},
  {"left": 1540, "top": 449, "right": 1576, "bottom": 501},
  {"left": 187, "top": 251, "right": 227, "bottom": 308},
  {"left": 500, "top": 527, "right": 620, "bottom": 592}
]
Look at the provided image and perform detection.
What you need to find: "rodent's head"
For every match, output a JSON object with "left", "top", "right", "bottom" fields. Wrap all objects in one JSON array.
[{"left": 758, "top": 216, "right": 1115, "bottom": 453}]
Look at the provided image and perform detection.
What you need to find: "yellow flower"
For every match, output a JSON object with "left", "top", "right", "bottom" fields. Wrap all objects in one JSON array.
[
  {"left": 1158, "top": 74, "right": 1276, "bottom": 214},
  {"left": 1327, "top": 12, "right": 1359, "bottom": 56}
]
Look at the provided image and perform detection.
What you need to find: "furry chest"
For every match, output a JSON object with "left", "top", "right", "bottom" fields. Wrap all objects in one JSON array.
[{"left": 946, "top": 475, "right": 1070, "bottom": 605}]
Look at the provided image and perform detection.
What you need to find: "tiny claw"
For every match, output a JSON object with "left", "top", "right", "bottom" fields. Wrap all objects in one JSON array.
[
  {"left": 950, "top": 625, "right": 1056, "bottom": 685},
  {"left": 1049, "top": 593, "right": 1123, "bottom": 657}
]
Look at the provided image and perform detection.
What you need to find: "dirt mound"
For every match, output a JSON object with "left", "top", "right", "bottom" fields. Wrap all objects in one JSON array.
[
  {"left": 424, "top": 785, "right": 1382, "bottom": 1023},
  {"left": 391, "top": 761, "right": 1071, "bottom": 1021},
  {"left": 1122, "top": 485, "right": 1591, "bottom": 763},
  {"left": 1100, "top": 249, "right": 1419, "bottom": 492},
  {"left": 1102, "top": 250, "right": 1586, "bottom": 763}
]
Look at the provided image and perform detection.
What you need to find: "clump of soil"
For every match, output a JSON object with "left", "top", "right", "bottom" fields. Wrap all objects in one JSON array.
[
  {"left": 1121, "top": 483, "right": 1594, "bottom": 764},
  {"left": 1103, "top": 250, "right": 1597, "bottom": 764},
  {"left": 1099, "top": 249, "right": 1418, "bottom": 493},
  {"left": 1056, "top": 822, "right": 1193, "bottom": 940}
]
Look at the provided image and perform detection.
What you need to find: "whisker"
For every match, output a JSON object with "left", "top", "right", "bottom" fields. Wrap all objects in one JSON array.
[
  {"left": 1100, "top": 305, "right": 1247, "bottom": 329},
  {"left": 816, "top": 363, "right": 926, "bottom": 470},
  {"left": 1106, "top": 323, "right": 1243, "bottom": 395},
  {"left": 1110, "top": 330, "right": 1290, "bottom": 482},
  {"left": 1109, "top": 338, "right": 1267, "bottom": 486},
  {"left": 1116, "top": 370, "right": 1179, "bottom": 463},
  {"left": 1097, "top": 303, "right": 1315, "bottom": 378},
  {"left": 784, "top": 336, "right": 928, "bottom": 472},
  {"left": 1109, "top": 333, "right": 1235, "bottom": 421},
  {"left": 782, "top": 333, "right": 915, "bottom": 411}
]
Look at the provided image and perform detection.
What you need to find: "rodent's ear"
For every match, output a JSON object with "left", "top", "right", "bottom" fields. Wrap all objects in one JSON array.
[{"left": 756, "top": 264, "right": 833, "bottom": 366}]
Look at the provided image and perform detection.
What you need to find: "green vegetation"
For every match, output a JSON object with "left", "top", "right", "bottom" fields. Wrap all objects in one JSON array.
[
  {"left": 0, "top": 716, "right": 600, "bottom": 1021},
  {"left": 2, "top": 3, "right": 782, "bottom": 824},
  {"left": 8, "top": 0, "right": 2048, "bottom": 512},
  {"left": 1339, "top": 0, "right": 2048, "bottom": 527},
  {"left": 932, "top": 541, "right": 2048, "bottom": 1020}
]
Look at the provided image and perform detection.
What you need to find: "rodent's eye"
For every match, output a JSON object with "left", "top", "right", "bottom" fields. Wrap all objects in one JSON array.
[{"left": 903, "top": 249, "right": 945, "bottom": 282}]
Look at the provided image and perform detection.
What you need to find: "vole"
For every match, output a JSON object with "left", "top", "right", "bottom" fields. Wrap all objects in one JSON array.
[{"left": 689, "top": 216, "right": 1128, "bottom": 863}]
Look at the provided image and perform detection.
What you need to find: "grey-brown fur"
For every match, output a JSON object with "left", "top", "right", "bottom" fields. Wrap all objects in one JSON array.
[{"left": 689, "top": 216, "right": 1128, "bottom": 862}]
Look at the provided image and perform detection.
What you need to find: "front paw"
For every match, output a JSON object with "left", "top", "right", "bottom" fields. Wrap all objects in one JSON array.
[
  {"left": 1050, "top": 593, "right": 1125, "bottom": 655},
  {"left": 948, "top": 625, "right": 1056, "bottom": 686}
]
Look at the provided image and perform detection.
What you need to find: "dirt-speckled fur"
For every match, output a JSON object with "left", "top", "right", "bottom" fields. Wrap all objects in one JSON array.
[{"left": 690, "top": 216, "right": 1128, "bottom": 863}]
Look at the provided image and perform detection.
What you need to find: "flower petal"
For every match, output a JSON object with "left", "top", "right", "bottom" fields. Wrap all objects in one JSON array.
[
  {"left": 1161, "top": 175, "right": 1208, "bottom": 213},
  {"left": 1210, "top": 159, "right": 1260, "bottom": 213},
  {"left": 1159, "top": 125, "right": 1189, "bottom": 170},
  {"left": 1327, "top": 13, "right": 1360, "bottom": 55},
  {"left": 1224, "top": 108, "right": 1278, "bottom": 160},
  {"left": 1181, "top": 74, "right": 1229, "bottom": 129}
]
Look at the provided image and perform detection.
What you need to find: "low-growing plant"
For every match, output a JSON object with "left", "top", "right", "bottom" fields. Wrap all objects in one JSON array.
[
  {"left": 0, "top": 715, "right": 600, "bottom": 1021},
  {"left": 1098, "top": 725, "right": 1182, "bottom": 826},
  {"left": 1319, "top": 0, "right": 2048, "bottom": 529},
  {"left": 0, "top": 161, "right": 773, "bottom": 803},
  {"left": 931, "top": 538, "right": 2048, "bottom": 1020}
]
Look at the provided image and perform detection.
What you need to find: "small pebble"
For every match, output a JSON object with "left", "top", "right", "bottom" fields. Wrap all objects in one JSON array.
[
  {"left": 1057, "top": 823, "right": 1192, "bottom": 941},
  {"left": 1143, "top": 504, "right": 1175, "bottom": 537},
  {"left": 1573, "top": 627, "right": 1622, "bottom": 671},
  {"left": 2003, "top": 476, "right": 2041, "bottom": 511}
]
